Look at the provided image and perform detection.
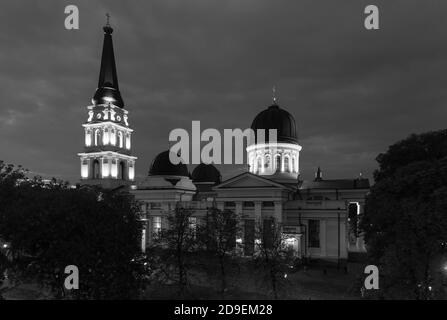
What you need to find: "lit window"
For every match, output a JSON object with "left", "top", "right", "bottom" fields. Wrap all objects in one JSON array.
[
  {"left": 275, "top": 155, "right": 281, "bottom": 172},
  {"left": 85, "top": 130, "right": 92, "bottom": 147},
  {"left": 348, "top": 202, "right": 360, "bottom": 237},
  {"left": 126, "top": 133, "right": 131, "bottom": 149},
  {"left": 264, "top": 155, "right": 271, "bottom": 168},
  {"left": 118, "top": 131, "right": 124, "bottom": 148},
  {"left": 256, "top": 157, "right": 262, "bottom": 173},
  {"left": 103, "top": 128, "right": 109, "bottom": 145},
  {"left": 153, "top": 216, "right": 162, "bottom": 235},
  {"left": 110, "top": 129, "right": 116, "bottom": 145},
  {"left": 94, "top": 129, "right": 101, "bottom": 146},
  {"left": 284, "top": 157, "right": 290, "bottom": 173}
]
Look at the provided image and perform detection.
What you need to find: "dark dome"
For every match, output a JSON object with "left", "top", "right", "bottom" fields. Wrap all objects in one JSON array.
[
  {"left": 148, "top": 151, "right": 189, "bottom": 177},
  {"left": 251, "top": 104, "right": 298, "bottom": 144},
  {"left": 192, "top": 164, "right": 222, "bottom": 185},
  {"left": 93, "top": 86, "right": 124, "bottom": 108}
]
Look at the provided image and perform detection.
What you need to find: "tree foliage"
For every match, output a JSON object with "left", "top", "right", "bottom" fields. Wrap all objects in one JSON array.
[
  {"left": 0, "top": 161, "right": 146, "bottom": 299},
  {"left": 199, "top": 207, "right": 238, "bottom": 294},
  {"left": 150, "top": 206, "right": 196, "bottom": 296},
  {"left": 253, "top": 218, "right": 293, "bottom": 299},
  {"left": 362, "top": 130, "right": 447, "bottom": 299}
]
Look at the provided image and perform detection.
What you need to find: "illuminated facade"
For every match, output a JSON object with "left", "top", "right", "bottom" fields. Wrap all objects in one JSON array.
[
  {"left": 78, "top": 21, "right": 136, "bottom": 188},
  {"left": 134, "top": 100, "right": 370, "bottom": 263}
]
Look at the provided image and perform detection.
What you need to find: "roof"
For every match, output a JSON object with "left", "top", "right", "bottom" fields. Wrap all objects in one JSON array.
[
  {"left": 148, "top": 150, "right": 189, "bottom": 177},
  {"left": 214, "top": 171, "right": 297, "bottom": 191},
  {"left": 251, "top": 104, "right": 298, "bottom": 144},
  {"left": 191, "top": 163, "right": 221, "bottom": 185},
  {"left": 299, "top": 178, "right": 370, "bottom": 190}
]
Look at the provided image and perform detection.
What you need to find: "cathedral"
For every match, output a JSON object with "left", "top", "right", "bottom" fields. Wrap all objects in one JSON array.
[{"left": 79, "top": 22, "right": 370, "bottom": 263}]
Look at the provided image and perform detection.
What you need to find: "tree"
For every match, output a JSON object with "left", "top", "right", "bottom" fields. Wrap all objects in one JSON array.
[
  {"left": 373, "top": 129, "right": 447, "bottom": 182},
  {"left": 253, "top": 218, "right": 292, "bottom": 299},
  {"left": 0, "top": 162, "right": 147, "bottom": 299},
  {"left": 151, "top": 206, "right": 196, "bottom": 296},
  {"left": 199, "top": 207, "right": 238, "bottom": 295},
  {"left": 361, "top": 129, "right": 447, "bottom": 299}
]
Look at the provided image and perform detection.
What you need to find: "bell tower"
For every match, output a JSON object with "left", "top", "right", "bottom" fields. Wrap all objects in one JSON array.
[{"left": 78, "top": 17, "right": 137, "bottom": 188}]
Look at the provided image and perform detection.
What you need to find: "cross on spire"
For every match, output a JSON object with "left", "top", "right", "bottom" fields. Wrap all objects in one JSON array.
[
  {"left": 103, "top": 13, "right": 113, "bottom": 35},
  {"left": 272, "top": 85, "right": 278, "bottom": 105}
]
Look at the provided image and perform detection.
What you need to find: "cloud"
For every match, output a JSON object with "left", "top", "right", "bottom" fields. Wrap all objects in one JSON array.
[{"left": 0, "top": 0, "right": 446, "bottom": 183}]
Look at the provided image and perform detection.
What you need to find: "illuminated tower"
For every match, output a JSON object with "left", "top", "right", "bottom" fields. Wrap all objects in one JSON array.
[{"left": 78, "top": 18, "right": 136, "bottom": 188}]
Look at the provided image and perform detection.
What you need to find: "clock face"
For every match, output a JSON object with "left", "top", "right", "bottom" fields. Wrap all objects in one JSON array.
[{"left": 96, "top": 113, "right": 102, "bottom": 119}]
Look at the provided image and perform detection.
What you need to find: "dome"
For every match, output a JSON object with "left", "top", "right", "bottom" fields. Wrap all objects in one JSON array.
[
  {"left": 192, "top": 164, "right": 222, "bottom": 185},
  {"left": 148, "top": 151, "right": 189, "bottom": 177},
  {"left": 251, "top": 104, "right": 298, "bottom": 144},
  {"left": 93, "top": 87, "right": 124, "bottom": 108}
]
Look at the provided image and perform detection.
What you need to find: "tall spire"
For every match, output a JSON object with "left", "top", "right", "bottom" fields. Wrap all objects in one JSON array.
[{"left": 92, "top": 14, "right": 124, "bottom": 108}]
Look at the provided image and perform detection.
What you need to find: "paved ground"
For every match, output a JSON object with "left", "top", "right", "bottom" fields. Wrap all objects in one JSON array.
[
  {"left": 144, "top": 262, "right": 366, "bottom": 300},
  {"left": 1, "top": 262, "right": 367, "bottom": 300}
]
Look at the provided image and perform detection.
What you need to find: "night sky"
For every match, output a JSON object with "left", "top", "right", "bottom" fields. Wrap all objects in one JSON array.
[{"left": 1, "top": 0, "right": 446, "bottom": 183}]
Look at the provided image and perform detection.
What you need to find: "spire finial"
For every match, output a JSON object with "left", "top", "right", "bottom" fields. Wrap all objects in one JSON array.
[
  {"left": 103, "top": 13, "right": 113, "bottom": 34},
  {"left": 272, "top": 85, "right": 278, "bottom": 105},
  {"left": 315, "top": 166, "right": 323, "bottom": 181}
]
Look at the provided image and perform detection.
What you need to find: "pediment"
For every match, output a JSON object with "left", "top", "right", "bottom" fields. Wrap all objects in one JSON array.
[{"left": 214, "top": 172, "right": 290, "bottom": 190}]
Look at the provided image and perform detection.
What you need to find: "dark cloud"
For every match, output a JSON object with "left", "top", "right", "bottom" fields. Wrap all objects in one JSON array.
[{"left": 0, "top": 0, "right": 446, "bottom": 183}]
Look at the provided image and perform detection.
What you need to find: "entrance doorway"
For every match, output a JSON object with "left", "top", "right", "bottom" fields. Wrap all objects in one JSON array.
[
  {"left": 283, "top": 234, "right": 302, "bottom": 257},
  {"left": 282, "top": 225, "right": 304, "bottom": 258}
]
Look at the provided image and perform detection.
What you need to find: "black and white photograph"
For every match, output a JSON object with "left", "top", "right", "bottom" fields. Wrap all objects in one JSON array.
[{"left": 1, "top": 0, "right": 447, "bottom": 308}]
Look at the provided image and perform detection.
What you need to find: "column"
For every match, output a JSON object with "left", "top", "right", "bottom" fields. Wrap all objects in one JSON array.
[
  {"left": 235, "top": 202, "right": 244, "bottom": 254},
  {"left": 274, "top": 201, "right": 282, "bottom": 223},
  {"left": 320, "top": 220, "right": 327, "bottom": 257},
  {"left": 254, "top": 201, "right": 262, "bottom": 253},
  {"left": 254, "top": 201, "right": 262, "bottom": 225}
]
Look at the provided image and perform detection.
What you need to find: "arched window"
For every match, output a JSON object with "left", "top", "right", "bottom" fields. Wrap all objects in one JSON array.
[
  {"left": 256, "top": 157, "right": 262, "bottom": 174},
  {"left": 94, "top": 129, "right": 101, "bottom": 146},
  {"left": 275, "top": 155, "right": 281, "bottom": 172},
  {"left": 119, "top": 161, "right": 126, "bottom": 180},
  {"left": 264, "top": 155, "right": 271, "bottom": 169},
  {"left": 284, "top": 157, "right": 290, "bottom": 173},
  {"left": 103, "top": 128, "right": 109, "bottom": 145},
  {"left": 85, "top": 129, "right": 92, "bottom": 147},
  {"left": 118, "top": 131, "right": 124, "bottom": 148},
  {"left": 110, "top": 129, "right": 116, "bottom": 145},
  {"left": 291, "top": 157, "right": 295, "bottom": 173},
  {"left": 93, "top": 159, "right": 100, "bottom": 179},
  {"left": 125, "top": 133, "right": 131, "bottom": 149}
]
